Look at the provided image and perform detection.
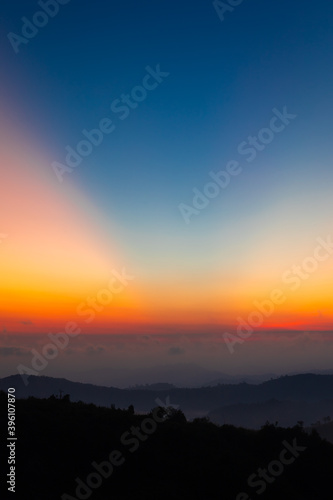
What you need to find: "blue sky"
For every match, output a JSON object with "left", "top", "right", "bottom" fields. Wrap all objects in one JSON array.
[{"left": 3, "top": 0, "right": 333, "bottom": 220}]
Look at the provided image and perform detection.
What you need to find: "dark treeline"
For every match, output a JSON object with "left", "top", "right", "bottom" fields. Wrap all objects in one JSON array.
[{"left": 1, "top": 391, "right": 333, "bottom": 500}]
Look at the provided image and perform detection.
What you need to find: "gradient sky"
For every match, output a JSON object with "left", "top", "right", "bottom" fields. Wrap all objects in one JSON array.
[{"left": 1, "top": 0, "right": 333, "bottom": 382}]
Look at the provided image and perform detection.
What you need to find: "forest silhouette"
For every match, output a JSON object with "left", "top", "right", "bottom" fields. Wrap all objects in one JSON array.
[{"left": 1, "top": 390, "right": 333, "bottom": 499}]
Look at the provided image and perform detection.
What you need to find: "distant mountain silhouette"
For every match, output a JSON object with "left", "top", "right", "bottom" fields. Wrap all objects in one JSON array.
[
  {"left": 127, "top": 382, "right": 176, "bottom": 391},
  {"left": 202, "top": 372, "right": 277, "bottom": 386},
  {"left": 2, "top": 373, "right": 333, "bottom": 424},
  {"left": 70, "top": 362, "right": 279, "bottom": 387},
  {"left": 75, "top": 362, "right": 229, "bottom": 387}
]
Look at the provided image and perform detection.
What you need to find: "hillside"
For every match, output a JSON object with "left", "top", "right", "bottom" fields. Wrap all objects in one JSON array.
[{"left": 1, "top": 391, "right": 333, "bottom": 500}]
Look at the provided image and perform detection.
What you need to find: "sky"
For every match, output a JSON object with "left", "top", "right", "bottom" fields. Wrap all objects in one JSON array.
[{"left": 1, "top": 0, "right": 333, "bottom": 384}]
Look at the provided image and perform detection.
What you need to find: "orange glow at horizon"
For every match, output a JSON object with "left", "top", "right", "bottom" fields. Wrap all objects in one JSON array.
[{"left": 1, "top": 121, "right": 333, "bottom": 336}]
